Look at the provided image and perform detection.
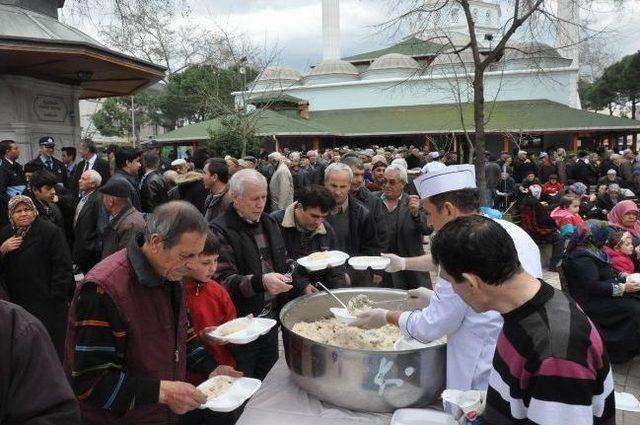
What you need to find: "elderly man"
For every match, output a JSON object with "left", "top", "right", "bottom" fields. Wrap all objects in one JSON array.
[
  {"left": 353, "top": 165, "right": 542, "bottom": 410},
  {"left": 268, "top": 152, "right": 294, "bottom": 212},
  {"left": 324, "top": 163, "right": 381, "bottom": 286},
  {"left": 598, "top": 168, "right": 623, "bottom": 187},
  {"left": 342, "top": 156, "right": 388, "bottom": 253},
  {"left": 421, "top": 152, "right": 446, "bottom": 174},
  {"left": 71, "top": 139, "right": 110, "bottom": 195},
  {"left": 73, "top": 169, "right": 103, "bottom": 274},
  {"left": 139, "top": 151, "right": 169, "bottom": 213},
  {"left": 271, "top": 185, "right": 344, "bottom": 289},
  {"left": 65, "top": 201, "right": 238, "bottom": 423},
  {"left": 212, "top": 169, "right": 299, "bottom": 380},
  {"left": 101, "top": 179, "right": 146, "bottom": 258},
  {"left": 203, "top": 158, "right": 232, "bottom": 224},
  {"left": 378, "top": 164, "right": 432, "bottom": 290}
]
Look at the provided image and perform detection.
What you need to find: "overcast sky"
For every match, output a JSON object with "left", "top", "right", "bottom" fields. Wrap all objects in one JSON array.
[{"left": 63, "top": 0, "right": 640, "bottom": 73}]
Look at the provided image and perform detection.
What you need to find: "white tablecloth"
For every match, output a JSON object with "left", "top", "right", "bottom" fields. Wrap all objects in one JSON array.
[{"left": 236, "top": 357, "right": 393, "bottom": 425}]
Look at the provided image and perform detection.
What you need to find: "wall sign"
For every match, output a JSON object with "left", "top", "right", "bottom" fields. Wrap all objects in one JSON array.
[{"left": 34, "top": 96, "right": 68, "bottom": 122}]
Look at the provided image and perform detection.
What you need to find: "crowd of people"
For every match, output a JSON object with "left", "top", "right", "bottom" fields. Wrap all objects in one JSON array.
[{"left": 0, "top": 136, "right": 635, "bottom": 424}]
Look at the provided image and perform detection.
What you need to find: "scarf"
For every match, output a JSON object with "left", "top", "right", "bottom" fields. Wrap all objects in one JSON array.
[
  {"left": 607, "top": 200, "right": 640, "bottom": 238},
  {"left": 567, "top": 219, "right": 612, "bottom": 263},
  {"left": 7, "top": 195, "right": 38, "bottom": 237}
]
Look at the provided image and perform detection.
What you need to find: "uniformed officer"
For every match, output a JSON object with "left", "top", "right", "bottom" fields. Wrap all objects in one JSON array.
[{"left": 25, "top": 136, "right": 68, "bottom": 185}]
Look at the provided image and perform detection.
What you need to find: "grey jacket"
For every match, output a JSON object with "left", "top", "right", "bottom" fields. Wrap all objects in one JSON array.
[{"left": 102, "top": 203, "right": 146, "bottom": 259}]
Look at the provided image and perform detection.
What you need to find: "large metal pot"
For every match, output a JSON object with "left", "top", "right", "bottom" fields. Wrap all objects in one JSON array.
[{"left": 280, "top": 288, "right": 446, "bottom": 413}]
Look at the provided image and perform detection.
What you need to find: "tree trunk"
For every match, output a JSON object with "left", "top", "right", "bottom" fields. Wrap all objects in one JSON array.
[{"left": 473, "top": 71, "right": 488, "bottom": 206}]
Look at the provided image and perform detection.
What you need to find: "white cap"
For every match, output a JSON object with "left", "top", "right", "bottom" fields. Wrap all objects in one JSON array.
[
  {"left": 413, "top": 164, "right": 476, "bottom": 199},
  {"left": 429, "top": 151, "right": 440, "bottom": 159},
  {"left": 171, "top": 158, "right": 187, "bottom": 167}
]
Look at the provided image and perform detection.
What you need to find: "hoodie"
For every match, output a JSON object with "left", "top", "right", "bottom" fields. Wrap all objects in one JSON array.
[{"left": 550, "top": 207, "right": 584, "bottom": 238}]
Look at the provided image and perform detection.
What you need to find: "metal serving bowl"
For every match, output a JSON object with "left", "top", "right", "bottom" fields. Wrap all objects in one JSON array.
[{"left": 280, "top": 288, "right": 446, "bottom": 413}]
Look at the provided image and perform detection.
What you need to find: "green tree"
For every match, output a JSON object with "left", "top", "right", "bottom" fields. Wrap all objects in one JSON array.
[
  {"left": 206, "top": 115, "right": 260, "bottom": 158},
  {"left": 90, "top": 92, "right": 163, "bottom": 139}
]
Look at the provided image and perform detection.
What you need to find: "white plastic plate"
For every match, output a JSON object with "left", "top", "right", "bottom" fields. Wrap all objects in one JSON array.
[
  {"left": 394, "top": 336, "right": 430, "bottom": 351},
  {"left": 198, "top": 376, "right": 262, "bottom": 412},
  {"left": 330, "top": 307, "right": 356, "bottom": 324},
  {"left": 208, "top": 317, "right": 277, "bottom": 344},
  {"left": 297, "top": 250, "right": 349, "bottom": 271},
  {"left": 348, "top": 256, "right": 391, "bottom": 270},
  {"left": 615, "top": 391, "right": 640, "bottom": 412},
  {"left": 391, "top": 408, "right": 457, "bottom": 425}
]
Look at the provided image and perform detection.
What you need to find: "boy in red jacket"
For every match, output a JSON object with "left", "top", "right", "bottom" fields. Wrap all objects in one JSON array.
[{"left": 182, "top": 231, "right": 240, "bottom": 425}]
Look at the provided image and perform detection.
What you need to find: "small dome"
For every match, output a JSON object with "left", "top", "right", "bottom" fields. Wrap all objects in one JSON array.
[
  {"left": 430, "top": 50, "right": 475, "bottom": 67},
  {"left": 255, "top": 66, "right": 302, "bottom": 82},
  {"left": 309, "top": 59, "right": 359, "bottom": 76},
  {"left": 369, "top": 53, "right": 420, "bottom": 71},
  {"left": 502, "top": 42, "right": 562, "bottom": 61}
]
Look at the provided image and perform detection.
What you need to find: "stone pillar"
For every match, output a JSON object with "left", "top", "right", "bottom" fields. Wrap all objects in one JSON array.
[{"left": 0, "top": 75, "right": 80, "bottom": 161}]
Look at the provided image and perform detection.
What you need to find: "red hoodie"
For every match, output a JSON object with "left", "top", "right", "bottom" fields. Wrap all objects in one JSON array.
[{"left": 183, "top": 279, "right": 237, "bottom": 368}]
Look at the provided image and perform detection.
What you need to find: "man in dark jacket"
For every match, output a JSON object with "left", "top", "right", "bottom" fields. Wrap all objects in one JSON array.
[
  {"left": 271, "top": 185, "right": 345, "bottom": 289},
  {"left": 168, "top": 171, "right": 209, "bottom": 214},
  {"left": 324, "top": 163, "right": 382, "bottom": 286},
  {"left": 0, "top": 300, "right": 81, "bottom": 424},
  {"left": 513, "top": 150, "right": 538, "bottom": 183},
  {"left": 140, "top": 151, "right": 168, "bottom": 213},
  {"left": 70, "top": 139, "right": 110, "bottom": 195},
  {"left": 29, "top": 169, "right": 66, "bottom": 232},
  {"left": 378, "top": 164, "right": 432, "bottom": 289},
  {"left": 65, "top": 201, "right": 238, "bottom": 423},
  {"left": 212, "top": 169, "right": 308, "bottom": 380},
  {"left": 573, "top": 151, "right": 594, "bottom": 186},
  {"left": 110, "top": 147, "right": 142, "bottom": 211},
  {"left": 101, "top": 179, "right": 146, "bottom": 258},
  {"left": 73, "top": 170, "right": 104, "bottom": 274},
  {"left": 25, "top": 136, "right": 67, "bottom": 185},
  {"left": 0, "top": 139, "right": 26, "bottom": 228},
  {"left": 203, "top": 157, "right": 232, "bottom": 224}
]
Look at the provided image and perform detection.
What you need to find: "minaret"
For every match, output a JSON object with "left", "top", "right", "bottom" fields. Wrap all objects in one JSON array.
[
  {"left": 556, "top": 0, "right": 580, "bottom": 68},
  {"left": 322, "top": 0, "right": 341, "bottom": 60}
]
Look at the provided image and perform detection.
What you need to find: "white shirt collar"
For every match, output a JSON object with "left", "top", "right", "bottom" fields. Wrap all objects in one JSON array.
[{"left": 87, "top": 154, "right": 97, "bottom": 166}]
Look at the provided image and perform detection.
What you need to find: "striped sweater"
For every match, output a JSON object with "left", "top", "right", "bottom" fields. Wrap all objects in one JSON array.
[
  {"left": 70, "top": 283, "right": 217, "bottom": 416},
  {"left": 484, "top": 281, "right": 616, "bottom": 425}
]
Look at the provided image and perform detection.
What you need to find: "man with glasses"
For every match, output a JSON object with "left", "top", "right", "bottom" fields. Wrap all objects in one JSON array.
[
  {"left": 353, "top": 165, "right": 542, "bottom": 412},
  {"left": 377, "top": 164, "right": 432, "bottom": 290},
  {"left": 26, "top": 136, "right": 67, "bottom": 185}
]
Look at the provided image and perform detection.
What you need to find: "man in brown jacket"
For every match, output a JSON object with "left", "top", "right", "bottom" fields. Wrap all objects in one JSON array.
[{"left": 100, "top": 179, "right": 146, "bottom": 258}]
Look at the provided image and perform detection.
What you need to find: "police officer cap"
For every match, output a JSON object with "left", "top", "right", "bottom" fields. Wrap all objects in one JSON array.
[{"left": 39, "top": 136, "right": 55, "bottom": 146}]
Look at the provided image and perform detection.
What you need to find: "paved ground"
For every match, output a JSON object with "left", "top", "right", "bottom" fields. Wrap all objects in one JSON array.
[{"left": 543, "top": 271, "right": 640, "bottom": 424}]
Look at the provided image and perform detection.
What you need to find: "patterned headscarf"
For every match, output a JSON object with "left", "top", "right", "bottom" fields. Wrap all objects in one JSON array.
[
  {"left": 567, "top": 219, "right": 612, "bottom": 263},
  {"left": 7, "top": 195, "right": 38, "bottom": 235}
]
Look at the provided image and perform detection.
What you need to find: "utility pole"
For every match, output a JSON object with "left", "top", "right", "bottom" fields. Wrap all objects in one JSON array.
[{"left": 131, "top": 96, "right": 136, "bottom": 148}]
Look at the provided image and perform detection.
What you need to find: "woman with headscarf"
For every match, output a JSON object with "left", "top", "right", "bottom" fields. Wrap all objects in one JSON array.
[
  {"left": 608, "top": 200, "right": 640, "bottom": 242},
  {"left": 563, "top": 220, "right": 640, "bottom": 363},
  {"left": 0, "top": 195, "right": 73, "bottom": 358}
]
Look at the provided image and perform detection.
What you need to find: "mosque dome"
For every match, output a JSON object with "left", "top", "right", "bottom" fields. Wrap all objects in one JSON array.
[
  {"left": 502, "top": 42, "right": 562, "bottom": 61},
  {"left": 252, "top": 66, "right": 302, "bottom": 90},
  {"left": 369, "top": 53, "right": 420, "bottom": 71},
  {"left": 494, "top": 42, "right": 572, "bottom": 70},
  {"left": 429, "top": 50, "right": 475, "bottom": 75},
  {"left": 361, "top": 53, "right": 420, "bottom": 80},
  {"left": 309, "top": 59, "right": 359, "bottom": 76}
]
